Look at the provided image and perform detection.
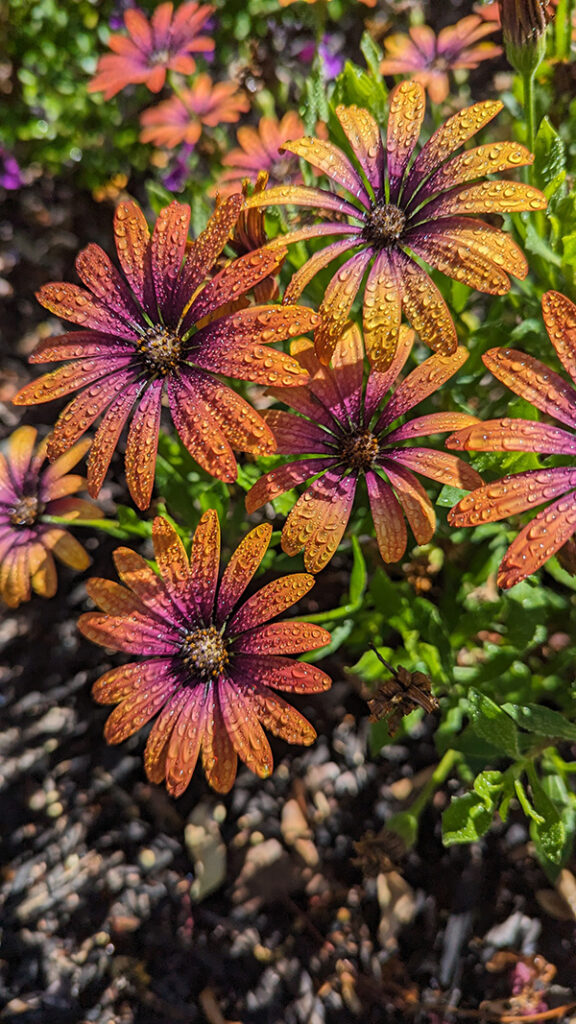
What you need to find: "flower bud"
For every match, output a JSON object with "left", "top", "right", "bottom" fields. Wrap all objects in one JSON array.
[{"left": 500, "top": 0, "right": 552, "bottom": 75}]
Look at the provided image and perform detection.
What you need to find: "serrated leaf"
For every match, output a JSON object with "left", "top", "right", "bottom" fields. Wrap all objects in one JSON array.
[
  {"left": 502, "top": 703, "right": 576, "bottom": 742},
  {"left": 467, "top": 689, "right": 520, "bottom": 758},
  {"left": 442, "top": 793, "right": 494, "bottom": 844}
]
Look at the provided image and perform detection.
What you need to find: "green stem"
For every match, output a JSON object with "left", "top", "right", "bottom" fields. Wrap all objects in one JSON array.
[
  {"left": 43, "top": 515, "right": 151, "bottom": 539},
  {"left": 523, "top": 67, "right": 536, "bottom": 162},
  {"left": 408, "top": 749, "right": 461, "bottom": 820}
]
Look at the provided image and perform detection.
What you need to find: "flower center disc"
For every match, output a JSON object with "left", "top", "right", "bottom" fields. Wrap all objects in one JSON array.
[
  {"left": 340, "top": 431, "right": 379, "bottom": 471},
  {"left": 363, "top": 202, "right": 406, "bottom": 248},
  {"left": 9, "top": 495, "right": 41, "bottom": 527},
  {"left": 138, "top": 326, "right": 182, "bottom": 375},
  {"left": 181, "top": 626, "right": 229, "bottom": 681}
]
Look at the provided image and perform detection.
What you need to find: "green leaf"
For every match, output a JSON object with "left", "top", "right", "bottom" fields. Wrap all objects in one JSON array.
[
  {"left": 467, "top": 689, "right": 520, "bottom": 759},
  {"left": 533, "top": 116, "right": 566, "bottom": 192},
  {"left": 442, "top": 793, "right": 494, "bottom": 845},
  {"left": 502, "top": 703, "right": 576, "bottom": 742},
  {"left": 529, "top": 774, "right": 566, "bottom": 866},
  {"left": 436, "top": 484, "right": 469, "bottom": 508},
  {"left": 360, "top": 31, "right": 385, "bottom": 81}
]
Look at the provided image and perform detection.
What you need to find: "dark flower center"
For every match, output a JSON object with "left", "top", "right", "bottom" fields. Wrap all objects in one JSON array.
[
  {"left": 180, "top": 626, "right": 229, "bottom": 681},
  {"left": 362, "top": 202, "right": 406, "bottom": 248},
  {"left": 340, "top": 430, "right": 379, "bottom": 471},
  {"left": 137, "top": 326, "right": 183, "bottom": 375},
  {"left": 9, "top": 495, "right": 41, "bottom": 528}
]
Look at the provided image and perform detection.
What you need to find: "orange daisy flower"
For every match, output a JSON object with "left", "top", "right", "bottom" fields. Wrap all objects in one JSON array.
[
  {"left": 380, "top": 16, "right": 501, "bottom": 104},
  {"left": 139, "top": 73, "right": 250, "bottom": 148},
  {"left": 218, "top": 112, "right": 305, "bottom": 196},
  {"left": 80, "top": 512, "right": 332, "bottom": 795},
  {"left": 245, "top": 82, "right": 546, "bottom": 370},
  {"left": 14, "top": 198, "right": 318, "bottom": 510},
  {"left": 448, "top": 292, "right": 576, "bottom": 589},
  {"left": 0, "top": 426, "right": 101, "bottom": 608},
  {"left": 89, "top": 2, "right": 215, "bottom": 100}
]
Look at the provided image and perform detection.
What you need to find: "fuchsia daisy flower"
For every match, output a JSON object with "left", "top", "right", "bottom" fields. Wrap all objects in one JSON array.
[
  {"left": 448, "top": 292, "right": 576, "bottom": 589},
  {"left": 89, "top": 2, "right": 215, "bottom": 99},
  {"left": 244, "top": 82, "right": 546, "bottom": 371},
  {"left": 139, "top": 74, "right": 250, "bottom": 148},
  {"left": 379, "top": 16, "right": 501, "bottom": 104},
  {"left": 0, "top": 426, "right": 102, "bottom": 608},
  {"left": 246, "top": 324, "right": 482, "bottom": 573},
  {"left": 80, "top": 512, "right": 332, "bottom": 796},
  {"left": 14, "top": 197, "right": 319, "bottom": 510}
]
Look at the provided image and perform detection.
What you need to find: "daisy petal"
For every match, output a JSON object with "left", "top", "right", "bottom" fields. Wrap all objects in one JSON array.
[
  {"left": 245, "top": 458, "right": 334, "bottom": 515},
  {"left": 103, "top": 675, "right": 178, "bottom": 745},
  {"left": 366, "top": 470, "right": 408, "bottom": 562},
  {"left": 152, "top": 516, "right": 197, "bottom": 620},
  {"left": 216, "top": 523, "right": 272, "bottom": 625},
  {"left": 247, "top": 683, "right": 316, "bottom": 746},
  {"left": 36, "top": 282, "right": 137, "bottom": 339},
  {"left": 125, "top": 378, "right": 164, "bottom": 509},
  {"left": 391, "top": 447, "right": 482, "bottom": 489},
  {"left": 364, "top": 325, "right": 415, "bottom": 420},
  {"left": 446, "top": 418, "right": 576, "bottom": 455},
  {"left": 232, "top": 654, "right": 332, "bottom": 693},
  {"left": 405, "top": 228, "right": 512, "bottom": 294},
  {"left": 264, "top": 410, "right": 335, "bottom": 456},
  {"left": 75, "top": 243, "right": 142, "bottom": 326},
  {"left": 92, "top": 658, "right": 175, "bottom": 704},
  {"left": 387, "top": 81, "right": 426, "bottom": 203},
  {"left": 395, "top": 250, "right": 458, "bottom": 356},
  {"left": 47, "top": 368, "right": 137, "bottom": 464},
  {"left": 385, "top": 411, "right": 479, "bottom": 443},
  {"left": 14, "top": 357, "right": 133, "bottom": 407},
  {"left": 165, "top": 687, "right": 209, "bottom": 797},
  {"left": 113, "top": 547, "right": 181, "bottom": 623},
  {"left": 234, "top": 621, "right": 331, "bottom": 655},
  {"left": 87, "top": 378, "right": 147, "bottom": 497},
  {"left": 283, "top": 237, "right": 361, "bottom": 305},
  {"left": 383, "top": 461, "right": 436, "bottom": 545},
  {"left": 542, "top": 291, "right": 576, "bottom": 383},
  {"left": 376, "top": 346, "right": 469, "bottom": 431},
  {"left": 114, "top": 201, "right": 154, "bottom": 312},
  {"left": 201, "top": 690, "right": 238, "bottom": 794},
  {"left": 219, "top": 676, "right": 273, "bottom": 778},
  {"left": 315, "top": 249, "right": 373, "bottom": 365},
  {"left": 498, "top": 492, "right": 576, "bottom": 588},
  {"left": 184, "top": 247, "right": 286, "bottom": 326},
  {"left": 283, "top": 137, "right": 370, "bottom": 206},
  {"left": 228, "top": 573, "right": 314, "bottom": 634},
  {"left": 166, "top": 373, "right": 238, "bottom": 482},
  {"left": 482, "top": 348, "right": 576, "bottom": 429},
  {"left": 190, "top": 508, "right": 220, "bottom": 622},
  {"left": 419, "top": 181, "right": 546, "bottom": 220},
  {"left": 362, "top": 248, "right": 402, "bottom": 371},
  {"left": 414, "top": 141, "right": 533, "bottom": 204},
  {"left": 448, "top": 468, "right": 576, "bottom": 526},
  {"left": 244, "top": 183, "right": 364, "bottom": 221},
  {"left": 144, "top": 688, "right": 189, "bottom": 785},
  {"left": 78, "top": 611, "right": 180, "bottom": 656},
  {"left": 335, "top": 104, "right": 385, "bottom": 194},
  {"left": 404, "top": 99, "right": 503, "bottom": 201},
  {"left": 174, "top": 193, "right": 244, "bottom": 313},
  {"left": 151, "top": 201, "right": 190, "bottom": 311}
]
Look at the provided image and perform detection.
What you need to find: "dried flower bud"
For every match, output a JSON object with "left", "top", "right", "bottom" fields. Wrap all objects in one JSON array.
[{"left": 500, "top": 0, "right": 552, "bottom": 75}]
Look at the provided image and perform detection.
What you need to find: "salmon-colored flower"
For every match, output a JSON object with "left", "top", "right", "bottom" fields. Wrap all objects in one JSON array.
[
  {"left": 89, "top": 2, "right": 215, "bottom": 100},
  {"left": 379, "top": 16, "right": 501, "bottom": 104},
  {"left": 218, "top": 112, "right": 305, "bottom": 196},
  {"left": 0, "top": 426, "right": 101, "bottom": 608},
  {"left": 246, "top": 325, "right": 482, "bottom": 573},
  {"left": 447, "top": 291, "right": 576, "bottom": 589},
  {"left": 245, "top": 82, "right": 546, "bottom": 371},
  {"left": 140, "top": 73, "right": 250, "bottom": 148},
  {"left": 14, "top": 198, "right": 319, "bottom": 510},
  {"left": 80, "top": 512, "right": 332, "bottom": 795}
]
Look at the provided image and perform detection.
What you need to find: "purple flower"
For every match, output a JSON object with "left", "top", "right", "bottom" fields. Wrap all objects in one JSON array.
[
  {"left": 161, "top": 142, "right": 195, "bottom": 191},
  {"left": 0, "top": 148, "right": 23, "bottom": 190},
  {"left": 297, "top": 34, "right": 344, "bottom": 81}
]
